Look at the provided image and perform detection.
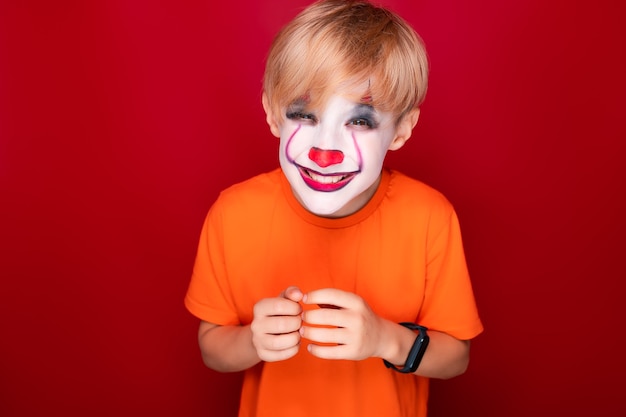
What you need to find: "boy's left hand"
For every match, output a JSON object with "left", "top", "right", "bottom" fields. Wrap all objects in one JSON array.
[{"left": 300, "top": 288, "right": 388, "bottom": 361}]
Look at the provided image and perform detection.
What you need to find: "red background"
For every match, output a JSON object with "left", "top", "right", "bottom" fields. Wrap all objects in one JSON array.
[{"left": 1, "top": 0, "right": 624, "bottom": 416}]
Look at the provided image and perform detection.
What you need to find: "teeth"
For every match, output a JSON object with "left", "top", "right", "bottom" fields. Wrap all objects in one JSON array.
[{"left": 309, "top": 171, "right": 344, "bottom": 184}]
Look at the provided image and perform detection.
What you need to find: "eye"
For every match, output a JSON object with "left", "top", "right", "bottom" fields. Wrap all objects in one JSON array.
[
  {"left": 351, "top": 118, "right": 371, "bottom": 127},
  {"left": 286, "top": 111, "right": 317, "bottom": 123},
  {"left": 348, "top": 118, "right": 376, "bottom": 129}
]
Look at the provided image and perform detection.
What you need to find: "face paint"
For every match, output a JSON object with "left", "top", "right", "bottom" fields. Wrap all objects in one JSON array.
[{"left": 278, "top": 92, "right": 400, "bottom": 217}]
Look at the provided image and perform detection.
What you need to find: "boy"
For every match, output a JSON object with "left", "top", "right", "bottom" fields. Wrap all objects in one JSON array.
[{"left": 185, "top": 1, "right": 483, "bottom": 416}]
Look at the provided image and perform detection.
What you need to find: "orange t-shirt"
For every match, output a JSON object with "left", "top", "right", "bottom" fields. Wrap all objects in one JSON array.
[{"left": 185, "top": 168, "right": 483, "bottom": 417}]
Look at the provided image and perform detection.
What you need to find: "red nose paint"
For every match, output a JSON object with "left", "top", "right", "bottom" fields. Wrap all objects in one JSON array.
[{"left": 308, "top": 147, "right": 344, "bottom": 167}]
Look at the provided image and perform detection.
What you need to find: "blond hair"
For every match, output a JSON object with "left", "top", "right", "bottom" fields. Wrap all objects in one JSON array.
[{"left": 263, "top": 0, "right": 429, "bottom": 123}]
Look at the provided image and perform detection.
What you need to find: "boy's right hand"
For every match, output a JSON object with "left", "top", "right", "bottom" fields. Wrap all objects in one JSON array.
[{"left": 250, "top": 286, "right": 303, "bottom": 362}]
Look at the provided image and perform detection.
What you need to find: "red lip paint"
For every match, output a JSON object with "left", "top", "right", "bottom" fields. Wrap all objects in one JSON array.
[{"left": 300, "top": 171, "right": 355, "bottom": 192}]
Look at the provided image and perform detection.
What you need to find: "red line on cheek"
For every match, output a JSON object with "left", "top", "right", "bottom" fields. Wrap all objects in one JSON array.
[
  {"left": 352, "top": 132, "right": 363, "bottom": 169},
  {"left": 285, "top": 124, "right": 301, "bottom": 163}
]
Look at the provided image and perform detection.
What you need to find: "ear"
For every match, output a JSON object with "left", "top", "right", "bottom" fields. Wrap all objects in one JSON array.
[
  {"left": 388, "top": 108, "right": 420, "bottom": 151},
  {"left": 262, "top": 92, "right": 281, "bottom": 138}
]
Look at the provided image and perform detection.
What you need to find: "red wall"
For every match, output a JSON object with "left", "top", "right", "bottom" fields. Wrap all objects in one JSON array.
[{"left": 1, "top": 1, "right": 624, "bottom": 416}]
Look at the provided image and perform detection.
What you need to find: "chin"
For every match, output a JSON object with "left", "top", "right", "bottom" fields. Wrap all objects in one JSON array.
[{"left": 301, "top": 198, "right": 346, "bottom": 217}]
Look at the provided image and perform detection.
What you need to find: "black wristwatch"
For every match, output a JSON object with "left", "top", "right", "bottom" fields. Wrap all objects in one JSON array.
[{"left": 383, "top": 323, "right": 430, "bottom": 373}]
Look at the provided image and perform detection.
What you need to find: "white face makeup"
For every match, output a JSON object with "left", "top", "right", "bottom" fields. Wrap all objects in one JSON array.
[{"left": 277, "top": 92, "right": 403, "bottom": 217}]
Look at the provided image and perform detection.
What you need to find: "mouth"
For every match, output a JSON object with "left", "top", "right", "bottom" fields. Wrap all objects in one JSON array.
[{"left": 296, "top": 165, "right": 358, "bottom": 192}]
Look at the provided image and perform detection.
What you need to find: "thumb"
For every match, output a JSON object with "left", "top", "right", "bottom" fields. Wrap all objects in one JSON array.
[{"left": 280, "top": 286, "right": 304, "bottom": 303}]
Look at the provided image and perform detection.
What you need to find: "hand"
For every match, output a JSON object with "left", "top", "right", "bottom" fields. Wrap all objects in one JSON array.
[
  {"left": 300, "top": 288, "right": 387, "bottom": 361},
  {"left": 250, "top": 286, "right": 303, "bottom": 362}
]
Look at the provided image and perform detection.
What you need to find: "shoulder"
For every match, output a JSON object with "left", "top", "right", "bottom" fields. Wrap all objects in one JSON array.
[
  {"left": 203, "top": 169, "right": 292, "bottom": 251},
  {"left": 385, "top": 169, "right": 454, "bottom": 215},
  {"left": 215, "top": 169, "right": 282, "bottom": 208}
]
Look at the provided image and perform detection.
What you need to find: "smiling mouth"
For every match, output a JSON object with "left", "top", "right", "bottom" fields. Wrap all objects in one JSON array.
[{"left": 296, "top": 165, "right": 358, "bottom": 192}]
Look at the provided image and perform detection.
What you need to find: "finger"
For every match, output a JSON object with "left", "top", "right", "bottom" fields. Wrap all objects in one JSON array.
[
  {"left": 254, "top": 297, "right": 302, "bottom": 317},
  {"left": 259, "top": 331, "right": 301, "bottom": 352},
  {"left": 303, "top": 288, "right": 358, "bottom": 309},
  {"left": 307, "top": 343, "right": 351, "bottom": 360},
  {"left": 280, "top": 286, "right": 304, "bottom": 303},
  {"left": 267, "top": 315, "right": 302, "bottom": 335},
  {"left": 302, "top": 307, "right": 346, "bottom": 328},
  {"left": 300, "top": 325, "right": 347, "bottom": 345},
  {"left": 252, "top": 315, "right": 302, "bottom": 335},
  {"left": 258, "top": 344, "right": 300, "bottom": 362}
]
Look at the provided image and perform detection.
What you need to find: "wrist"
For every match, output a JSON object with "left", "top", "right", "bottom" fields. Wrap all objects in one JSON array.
[
  {"left": 382, "top": 323, "right": 430, "bottom": 373},
  {"left": 377, "top": 319, "right": 417, "bottom": 364}
]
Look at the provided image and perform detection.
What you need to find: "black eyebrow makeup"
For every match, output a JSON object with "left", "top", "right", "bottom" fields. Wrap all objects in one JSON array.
[
  {"left": 350, "top": 103, "right": 379, "bottom": 128},
  {"left": 285, "top": 99, "right": 309, "bottom": 119}
]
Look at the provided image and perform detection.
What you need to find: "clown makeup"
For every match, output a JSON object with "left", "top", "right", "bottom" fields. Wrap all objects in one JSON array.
[{"left": 277, "top": 89, "right": 405, "bottom": 217}]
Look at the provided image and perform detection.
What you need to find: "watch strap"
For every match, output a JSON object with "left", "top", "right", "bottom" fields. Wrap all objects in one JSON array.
[{"left": 383, "top": 322, "right": 429, "bottom": 373}]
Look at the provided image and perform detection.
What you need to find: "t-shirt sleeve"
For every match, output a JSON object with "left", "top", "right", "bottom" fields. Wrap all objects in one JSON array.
[
  {"left": 418, "top": 207, "right": 483, "bottom": 340},
  {"left": 184, "top": 198, "right": 241, "bottom": 326}
]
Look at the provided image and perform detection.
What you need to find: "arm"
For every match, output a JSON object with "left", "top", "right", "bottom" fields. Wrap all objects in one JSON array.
[
  {"left": 375, "top": 317, "right": 470, "bottom": 379},
  {"left": 198, "top": 321, "right": 260, "bottom": 372},
  {"left": 197, "top": 286, "right": 304, "bottom": 373},
  {"left": 300, "top": 288, "right": 470, "bottom": 379}
]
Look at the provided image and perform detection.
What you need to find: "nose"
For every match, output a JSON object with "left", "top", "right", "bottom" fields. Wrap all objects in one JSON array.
[{"left": 308, "top": 147, "right": 344, "bottom": 168}]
